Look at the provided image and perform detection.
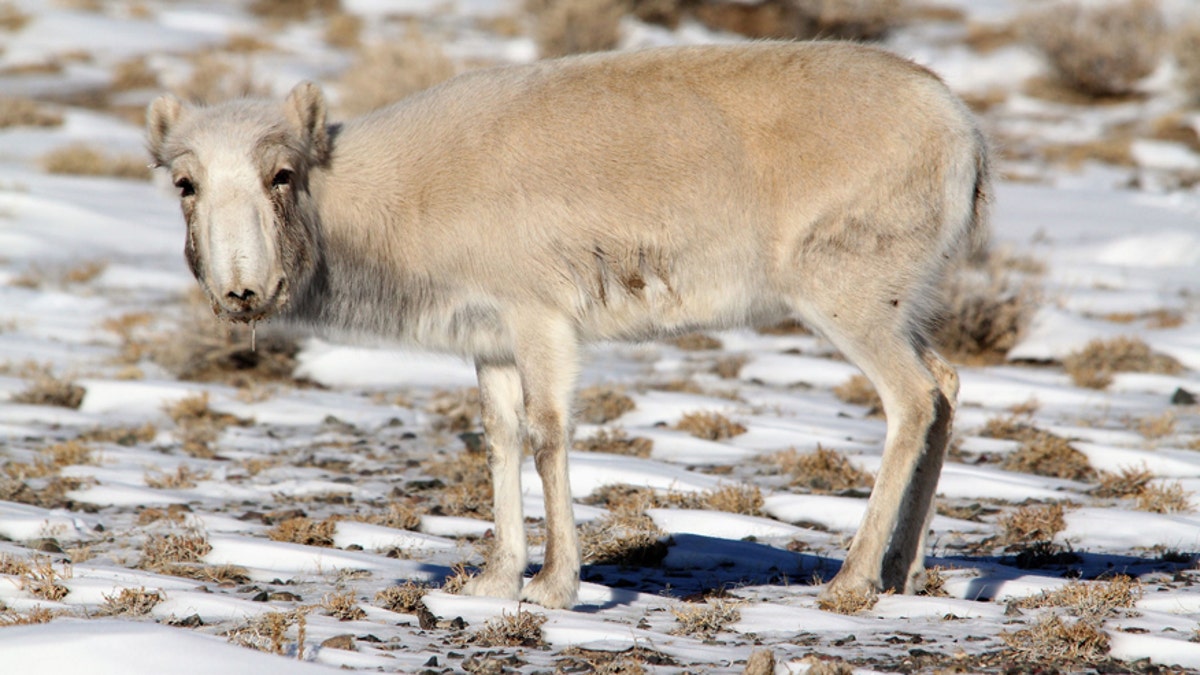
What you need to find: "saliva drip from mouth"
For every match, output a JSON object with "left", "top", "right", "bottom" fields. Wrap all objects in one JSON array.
[{"left": 250, "top": 319, "right": 257, "bottom": 352}]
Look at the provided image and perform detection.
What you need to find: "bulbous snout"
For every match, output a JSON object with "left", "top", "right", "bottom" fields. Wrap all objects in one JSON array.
[{"left": 199, "top": 194, "right": 286, "bottom": 322}]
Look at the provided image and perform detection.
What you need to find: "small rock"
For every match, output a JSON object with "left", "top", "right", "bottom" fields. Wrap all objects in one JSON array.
[
  {"left": 1171, "top": 387, "right": 1197, "bottom": 405},
  {"left": 321, "top": 634, "right": 356, "bottom": 651},
  {"left": 170, "top": 614, "right": 204, "bottom": 628},
  {"left": 423, "top": 656, "right": 439, "bottom": 667},
  {"left": 743, "top": 649, "right": 775, "bottom": 675},
  {"left": 30, "top": 538, "right": 62, "bottom": 553}
]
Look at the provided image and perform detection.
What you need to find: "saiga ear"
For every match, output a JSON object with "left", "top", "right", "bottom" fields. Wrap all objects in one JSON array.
[
  {"left": 285, "top": 81, "right": 330, "bottom": 164},
  {"left": 146, "top": 94, "right": 184, "bottom": 166}
]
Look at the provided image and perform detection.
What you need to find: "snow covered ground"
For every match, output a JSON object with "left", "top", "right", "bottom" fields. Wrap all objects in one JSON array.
[{"left": 1, "top": 0, "right": 1200, "bottom": 672}]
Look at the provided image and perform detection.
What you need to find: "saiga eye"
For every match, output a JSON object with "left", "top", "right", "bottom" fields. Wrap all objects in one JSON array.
[{"left": 271, "top": 169, "right": 293, "bottom": 189}]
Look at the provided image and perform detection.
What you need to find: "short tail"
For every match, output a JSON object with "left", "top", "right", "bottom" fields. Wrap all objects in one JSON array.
[{"left": 964, "top": 126, "right": 992, "bottom": 264}]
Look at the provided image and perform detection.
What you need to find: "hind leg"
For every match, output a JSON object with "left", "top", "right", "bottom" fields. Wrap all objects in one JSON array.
[{"left": 802, "top": 310, "right": 957, "bottom": 601}]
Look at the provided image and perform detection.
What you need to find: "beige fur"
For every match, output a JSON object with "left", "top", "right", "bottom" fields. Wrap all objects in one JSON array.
[{"left": 147, "top": 42, "right": 990, "bottom": 610}]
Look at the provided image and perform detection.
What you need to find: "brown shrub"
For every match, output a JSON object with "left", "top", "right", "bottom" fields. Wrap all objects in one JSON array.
[
  {"left": 774, "top": 446, "right": 874, "bottom": 493},
  {"left": 1002, "top": 614, "right": 1109, "bottom": 664},
  {"left": 1063, "top": 336, "right": 1182, "bottom": 389},
  {"left": 0, "top": 2, "right": 30, "bottom": 31},
  {"left": 1023, "top": 0, "right": 1165, "bottom": 98},
  {"left": 694, "top": 0, "right": 902, "bottom": 42},
  {"left": 669, "top": 332, "right": 722, "bottom": 351},
  {"left": 692, "top": 483, "right": 763, "bottom": 516},
  {"left": 427, "top": 388, "right": 480, "bottom": 433},
  {"left": 1136, "top": 481, "right": 1193, "bottom": 514},
  {"left": 1016, "top": 576, "right": 1140, "bottom": 615},
  {"left": 336, "top": 36, "right": 455, "bottom": 117},
  {"left": 424, "top": 449, "right": 492, "bottom": 519},
  {"left": 111, "top": 56, "right": 159, "bottom": 91},
  {"left": 0, "top": 98, "right": 63, "bottom": 128},
  {"left": 20, "top": 558, "right": 71, "bottom": 602},
  {"left": 573, "top": 428, "right": 653, "bottom": 458},
  {"left": 175, "top": 54, "right": 268, "bottom": 105},
  {"left": 984, "top": 418, "right": 1095, "bottom": 482},
  {"left": 999, "top": 503, "right": 1066, "bottom": 546},
  {"left": 0, "top": 605, "right": 56, "bottom": 626},
  {"left": 375, "top": 580, "right": 430, "bottom": 614},
  {"left": 816, "top": 583, "right": 876, "bottom": 614},
  {"left": 145, "top": 464, "right": 209, "bottom": 490},
  {"left": 41, "top": 143, "right": 151, "bottom": 181},
  {"left": 1092, "top": 466, "right": 1153, "bottom": 499},
  {"left": 11, "top": 373, "right": 85, "bottom": 409},
  {"left": 321, "top": 590, "right": 367, "bottom": 621},
  {"left": 577, "top": 386, "right": 635, "bottom": 424},
  {"left": 1135, "top": 411, "right": 1176, "bottom": 439},
  {"left": 531, "top": 0, "right": 624, "bottom": 59},
  {"left": 248, "top": 0, "right": 339, "bottom": 20},
  {"left": 140, "top": 532, "right": 212, "bottom": 572},
  {"left": 670, "top": 598, "right": 742, "bottom": 637},
  {"left": 793, "top": 0, "right": 903, "bottom": 40},
  {"left": 226, "top": 610, "right": 306, "bottom": 655},
  {"left": 98, "top": 587, "right": 164, "bottom": 616},
  {"left": 473, "top": 608, "right": 548, "bottom": 647},
  {"left": 832, "top": 374, "right": 882, "bottom": 416},
  {"left": 674, "top": 411, "right": 746, "bottom": 441},
  {"left": 712, "top": 354, "right": 748, "bottom": 380},
  {"left": 166, "top": 392, "right": 249, "bottom": 458},
  {"left": 935, "top": 248, "right": 1039, "bottom": 365},
  {"left": 324, "top": 12, "right": 363, "bottom": 49},
  {"left": 268, "top": 517, "right": 337, "bottom": 547}
]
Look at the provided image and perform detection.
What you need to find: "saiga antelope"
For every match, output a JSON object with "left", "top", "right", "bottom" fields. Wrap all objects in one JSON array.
[{"left": 147, "top": 41, "right": 990, "bottom": 610}]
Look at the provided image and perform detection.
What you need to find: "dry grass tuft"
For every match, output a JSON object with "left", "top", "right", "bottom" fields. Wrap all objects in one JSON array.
[
  {"left": 0, "top": 605, "right": 56, "bottom": 626},
  {"left": 693, "top": 0, "right": 902, "bottom": 42},
  {"left": 139, "top": 532, "right": 212, "bottom": 573},
  {"left": 1022, "top": 0, "right": 1165, "bottom": 98},
  {"left": 473, "top": 608, "right": 548, "bottom": 647},
  {"left": 0, "top": 98, "right": 63, "bottom": 128},
  {"left": 423, "top": 448, "right": 493, "bottom": 519},
  {"left": 1002, "top": 614, "right": 1109, "bottom": 665},
  {"left": 577, "top": 386, "right": 636, "bottom": 424},
  {"left": 793, "top": 0, "right": 903, "bottom": 40},
  {"left": 79, "top": 422, "right": 157, "bottom": 447},
  {"left": 816, "top": 584, "right": 877, "bottom": 614},
  {"left": 336, "top": 35, "right": 456, "bottom": 117},
  {"left": 669, "top": 332, "right": 723, "bottom": 351},
  {"left": 773, "top": 446, "right": 874, "bottom": 493},
  {"left": 1135, "top": 411, "right": 1176, "bottom": 440},
  {"left": 427, "top": 388, "right": 480, "bottom": 433},
  {"left": 574, "top": 428, "right": 653, "bottom": 458},
  {"left": 248, "top": 0, "right": 339, "bottom": 20},
  {"left": 175, "top": 54, "right": 269, "bottom": 105},
  {"left": 226, "top": 609, "right": 307, "bottom": 655},
  {"left": 324, "top": 12, "right": 363, "bottom": 49},
  {"left": 983, "top": 417, "right": 1095, "bottom": 482},
  {"left": 1136, "top": 481, "right": 1193, "bottom": 514},
  {"left": 11, "top": 372, "right": 85, "bottom": 409},
  {"left": 98, "top": 587, "right": 164, "bottom": 616},
  {"left": 1063, "top": 336, "right": 1182, "bottom": 389},
  {"left": 144, "top": 464, "right": 209, "bottom": 490},
  {"left": 321, "top": 590, "right": 367, "bottom": 621},
  {"left": 832, "top": 374, "right": 882, "bottom": 416},
  {"left": 689, "top": 483, "right": 764, "bottom": 516},
  {"left": 19, "top": 558, "right": 72, "bottom": 602},
  {"left": 999, "top": 503, "right": 1066, "bottom": 547},
  {"left": 670, "top": 598, "right": 742, "bottom": 637},
  {"left": 1016, "top": 576, "right": 1140, "bottom": 615},
  {"left": 1092, "top": 466, "right": 1153, "bottom": 499},
  {"left": 3, "top": 440, "right": 95, "bottom": 482},
  {"left": 166, "top": 392, "right": 249, "bottom": 458},
  {"left": 0, "top": 1, "right": 30, "bottom": 31},
  {"left": 936, "top": 247, "right": 1040, "bottom": 365},
  {"left": 375, "top": 580, "right": 430, "bottom": 614},
  {"left": 530, "top": 0, "right": 624, "bottom": 59},
  {"left": 363, "top": 500, "right": 425, "bottom": 531},
  {"left": 580, "top": 512, "right": 669, "bottom": 567},
  {"left": 40, "top": 143, "right": 150, "bottom": 181},
  {"left": 674, "top": 411, "right": 747, "bottom": 441},
  {"left": 268, "top": 517, "right": 337, "bottom": 547}
]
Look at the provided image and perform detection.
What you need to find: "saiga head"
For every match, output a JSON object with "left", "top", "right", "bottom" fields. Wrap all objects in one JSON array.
[{"left": 146, "top": 82, "right": 328, "bottom": 323}]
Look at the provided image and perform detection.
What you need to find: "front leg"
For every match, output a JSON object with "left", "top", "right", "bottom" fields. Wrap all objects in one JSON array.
[
  {"left": 462, "top": 359, "right": 528, "bottom": 601},
  {"left": 514, "top": 319, "right": 581, "bottom": 610}
]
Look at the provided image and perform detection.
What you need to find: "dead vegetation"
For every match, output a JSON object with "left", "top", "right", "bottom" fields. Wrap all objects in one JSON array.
[
  {"left": 816, "top": 583, "right": 877, "bottom": 614},
  {"left": 473, "top": 608, "right": 548, "bottom": 647},
  {"left": 165, "top": 392, "right": 250, "bottom": 458},
  {"left": 248, "top": 0, "right": 339, "bottom": 21},
  {"left": 771, "top": 446, "right": 874, "bottom": 493},
  {"left": 144, "top": 464, "right": 209, "bottom": 490},
  {"left": 336, "top": 33, "right": 456, "bottom": 117},
  {"left": 982, "top": 415, "right": 1096, "bottom": 482},
  {"left": 267, "top": 517, "right": 338, "bottom": 548},
  {"left": 691, "top": 0, "right": 904, "bottom": 42},
  {"left": 577, "top": 386, "right": 636, "bottom": 424},
  {"left": 2, "top": 440, "right": 94, "bottom": 482},
  {"left": 40, "top": 143, "right": 151, "bottom": 181},
  {"left": 530, "top": 0, "right": 624, "bottom": 58},
  {"left": 935, "top": 247, "right": 1040, "bottom": 365},
  {"left": 0, "top": 97, "right": 63, "bottom": 128},
  {"left": 573, "top": 428, "right": 653, "bottom": 457},
  {"left": 0, "top": 604, "right": 56, "bottom": 626},
  {"left": 139, "top": 531, "right": 212, "bottom": 574},
  {"left": 999, "top": 502, "right": 1066, "bottom": 547},
  {"left": 1022, "top": 0, "right": 1165, "bottom": 99},
  {"left": 1135, "top": 481, "right": 1193, "bottom": 514},
  {"left": 226, "top": 609, "right": 308, "bottom": 656},
  {"left": 11, "top": 371, "right": 86, "bottom": 409},
  {"left": 832, "top": 374, "right": 882, "bottom": 416},
  {"left": 580, "top": 486, "right": 669, "bottom": 567},
  {"left": 321, "top": 590, "right": 367, "bottom": 621},
  {"left": 423, "top": 448, "right": 493, "bottom": 519},
  {"left": 674, "top": 411, "right": 747, "bottom": 441},
  {"left": 374, "top": 580, "right": 431, "bottom": 614},
  {"left": 670, "top": 598, "right": 742, "bottom": 638},
  {"left": 97, "top": 587, "right": 164, "bottom": 616},
  {"left": 18, "top": 557, "right": 72, "bottom": 602},
  {"left": 1175, "top": 21, "right": 1200, "bottom": 105},
  {"left": 1004, "top": 576, "right": 1140, "bottom": 665},
  {"left": 174, "top": 54, "right": 269, "bottom": 105},
  {"left": 1063, "top": 336, "right": 1183, "bottom": 389}
]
